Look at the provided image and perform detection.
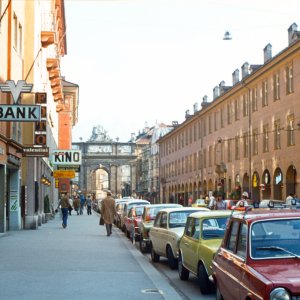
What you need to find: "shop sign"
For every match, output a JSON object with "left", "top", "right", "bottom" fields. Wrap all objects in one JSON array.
[
  {"left": 57, "top": 165, "right": 80, "bottom": 172},
  {"left": 52, "top": 150, "right": 82, "bottom": 165},
  {"left": 0, "top": 105, "right": 41, "bottom": 121},
  {"left": 53, "top": 170, "right": 76, "bottom": 179},
  {"left": 23, "top": 147, "right": 49, "bottom": 157}
]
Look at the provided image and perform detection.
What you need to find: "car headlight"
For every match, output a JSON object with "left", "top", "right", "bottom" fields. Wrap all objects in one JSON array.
[{"left": 270, "top": 288, "right": 291, "bottom": 300}]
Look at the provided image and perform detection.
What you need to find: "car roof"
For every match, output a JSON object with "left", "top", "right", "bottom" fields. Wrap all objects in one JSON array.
[
  {"left": 144, "top": 203, "right": 182, "bottom": 208},
  {"left": 189, "top": 210, "right": 232, "bottom": 218},
  {"left": 158, "top": 207, "right": 209, "bottom": 213},
  {"left": 125, "top": 200, "right": 150, "bottom": 205},
  {"left": 232, "top": 208, "right": 300, "bottom": 222}
]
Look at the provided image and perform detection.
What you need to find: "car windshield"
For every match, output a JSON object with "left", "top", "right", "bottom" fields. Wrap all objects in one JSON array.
[
  {"left": 169, "top": 211, "right": 195, "bottom": 228},
  {"left": 202, "top": 217, "right": 228, "bottom": 239},
  {"left": 145, "top": 206, "right": 173, "bottom": 221},
  {"left": 251, "top": 218, "right": 300, "bottom": 259}
]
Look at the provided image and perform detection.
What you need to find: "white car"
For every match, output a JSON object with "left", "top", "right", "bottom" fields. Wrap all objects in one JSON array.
[{"left": 149, "top": 207, "right": 209, "bottom": 269}]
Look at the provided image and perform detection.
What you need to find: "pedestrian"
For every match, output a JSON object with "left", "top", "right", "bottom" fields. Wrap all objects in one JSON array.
[
  {"left": 79, "top": 194, "right": 85, "bottom": 215},
  {"left": 101, "top": 190, "right": 116, "bottom": 236},
  {"left": 286, "top": 193, "right": 294, "bottom": 205},
  {"left": 86, "top": 195, "right": 92, "bottom": 215},
  {"left": 57, "top": 192, "right": 71, "bottom": 228},
  {"left": 73, "top": 196, "right": 80, "bottom": 215},
  {"left": 68, "top": 194, "right": 73, "bottom": 215}
]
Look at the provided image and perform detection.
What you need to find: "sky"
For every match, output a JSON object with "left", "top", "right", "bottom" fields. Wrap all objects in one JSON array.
[{"left": 61, "top": 0, "right": 300, "bottom": 143}]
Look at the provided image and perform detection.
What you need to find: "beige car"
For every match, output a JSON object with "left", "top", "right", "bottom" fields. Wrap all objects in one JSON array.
[{"left": 149, "top": 207, "right": 209, "bottom": 269}]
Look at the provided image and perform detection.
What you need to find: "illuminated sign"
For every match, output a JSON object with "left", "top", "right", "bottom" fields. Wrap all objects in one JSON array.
[{"left": 53, "top": 170, "right": 76, "bottom": 179}]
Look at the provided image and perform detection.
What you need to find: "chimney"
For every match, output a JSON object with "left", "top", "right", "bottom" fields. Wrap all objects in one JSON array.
[
  {"left": 263, "top": 43, "right": 272, "bottom": 63},
  {"left": 232, "top": 69, "right": 239, "bottom": 85},
  {"left": 213, "top": 86, "right": 220, "bottom": 100},
  {"left": 185, "top": 109, "right": 191, "bottom": 119},
  {"left": 288, "top": 23, "right": 298, "bottom": 45},
  {"left": 201, "top": 95, "right": 209, "bottom": 109},
  {"left": 241, "top": 62, "right": 249, "bottom": 79},
  {"left": 193, "top": 102, "right": 199, "bottom": 114}
]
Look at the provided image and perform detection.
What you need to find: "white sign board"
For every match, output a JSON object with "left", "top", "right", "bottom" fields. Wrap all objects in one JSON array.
[
  {"left": 52, "top": 150, "right": 82, "bottom": 165},
  {"left": 0, "top": 105, "right": 41, "bottom": 121}
]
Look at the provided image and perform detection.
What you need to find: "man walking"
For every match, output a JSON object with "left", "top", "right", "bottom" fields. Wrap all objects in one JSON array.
[
  {"left": 58, "top": 192, "right": 70, "bottom": 228},
  {"left": 86, "top": 195, "right": 92, "bottom": 215},
  {"left": 101, "top": 190, "right": 116, "bottom": 236},
  {"left": 79, "top": 194, "right": 85, "bottom": 215}
]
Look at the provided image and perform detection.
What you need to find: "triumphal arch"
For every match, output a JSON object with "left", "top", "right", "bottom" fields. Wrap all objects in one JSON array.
[{"left": 72, "top": 126, "right": 137, "bottom": 198}]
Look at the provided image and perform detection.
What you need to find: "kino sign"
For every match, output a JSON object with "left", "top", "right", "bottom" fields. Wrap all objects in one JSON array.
[
  {"left": 52, "top": 150, "right": 82, "bottom": 165},
  {"left": 0, "top": 80, "right": 40, "bottom": 121}
]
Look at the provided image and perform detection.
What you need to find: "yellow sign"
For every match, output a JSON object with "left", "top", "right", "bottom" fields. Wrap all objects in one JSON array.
[{"left": 53, "top": 170, "right": 76, "bottom": 179}]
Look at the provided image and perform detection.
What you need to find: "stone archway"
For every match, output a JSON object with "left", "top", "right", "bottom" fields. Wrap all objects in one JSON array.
[
  {"left": 252, "top": 172, "right": 260, "bottom": 202},
  {"left": 273, "top": 167, "right": 283, "bottom": 200},
  {"left": 286, "top": 165, "right": 297, "bottom": 197},
  {"left": 262, "top": 169, "right": 271, "bottom": 199}
]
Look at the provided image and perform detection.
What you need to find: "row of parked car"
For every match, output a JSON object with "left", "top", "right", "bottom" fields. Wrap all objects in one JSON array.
[{"left": 97, "top": 198, "right": 300, "bottom": 299}]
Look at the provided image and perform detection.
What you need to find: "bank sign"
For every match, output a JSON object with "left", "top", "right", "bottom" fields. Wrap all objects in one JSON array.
[
  {"left": 52, "top": 150, "right": 82, "bottom": 165},
  {"left": 0, "top": 80, "right": 40, "bottom": 121}
]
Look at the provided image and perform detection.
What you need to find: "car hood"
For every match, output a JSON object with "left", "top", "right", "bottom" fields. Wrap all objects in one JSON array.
[
  {"left": 251, "top": 260, "right": 300, "bottom": 290},
  {"left": 169, "top": 227, "right": 185, "bottom": 238}
]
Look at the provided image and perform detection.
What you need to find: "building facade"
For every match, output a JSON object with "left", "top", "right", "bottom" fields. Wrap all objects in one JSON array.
[
  {"left": 159, "top": 23, "right": 300, "bottom": 206},
  {"left": 0, "top": 0, "right": 77, "bottom": 232}
]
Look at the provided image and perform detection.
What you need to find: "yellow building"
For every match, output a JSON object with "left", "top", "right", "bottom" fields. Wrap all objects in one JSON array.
[
  {"left": 159, "top": 23, "right": 300, "bottom": 205},
  {"left": 0, "top": 0, "right": 77, "bottom": 232}
]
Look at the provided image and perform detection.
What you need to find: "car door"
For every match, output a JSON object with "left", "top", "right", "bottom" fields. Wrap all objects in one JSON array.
[
  {"left": 180, "top": 217, "right": 199, "bottom": 273},
  {"left": 156, "top": 212, "right": 168, "bottom": 255},
  {"left": 216, "top": 220, "right": 245, "bottom": 300},
  {"left": 150, "top": 212, "right": 162, "bottom": 252}
]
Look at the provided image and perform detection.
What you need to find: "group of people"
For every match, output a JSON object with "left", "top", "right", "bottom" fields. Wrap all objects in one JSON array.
[
  {"left": 57, "top": 191, "right": 116, "bottom": 235},
  {"left": 207, "top": 191, "right": 249, "bottom": 210},
  {"left": 57, "top": 193, "right": 94, "bottom": 228}
]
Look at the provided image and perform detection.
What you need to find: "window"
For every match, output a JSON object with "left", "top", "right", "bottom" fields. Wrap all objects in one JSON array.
[
  {"left": 243, "top": 94, "right": 249, "bottom": 117},
  {"left": 243, "top": 133, "right": 249, "bottom": 158},
  {"left": 214, "top": 112, "right": 218, "bottom": 131},
  {"left": 253, "top": 129, "right": 258, "bottom": 155},
  {"left": 227, "top": 139, "right": 232, "bottom": 162},
  {"left": 234, "top": 99, "right": 239, "bottom": 121},
  {"left": 185, "top": 218, "right": 200, "bottom": 239},
  {"left": 236, "top": 223, "right": 247, "bottom": 258},
  {"left": 252, "top": 86, "right": 258, "bottom": 112},
  {"left": 208, "top": 146, "right": 212, "bottom": 167},
  {"left": 220, "top": 107, "right": 224, "bottom": 128},
  {"left": 198, "top": 122, "right": 201, "bottom": 139},
  {"left": 263, "top": 125, "right": 269, "bottom": 153},
  {"left": 274, "top": 120, "right": 281, "bottom": 150},
  {"left": 226, "top": 221, "right": 239, "bottom": 252},
  {"left": 194, "top": 124, "right": 197, "bottom": 142},
  {"left": 203, "top": 149, "right": 207, "bottom": 168},
  {"left": 262, "top": 80, "right": 268, "bottom": 107},
  {"left": 209, "top": 114, "right": 212, "bottom": 134},
  {"left": 227, "top": 103, "right": 231, "bottom": 124},
  {"left": 198, "top": 150, "right": 202, "bottom": 170},
  {"left": 214, "top": 145, "right": 217, "bottom": 165},
  {"left": 287, "top": 115, "right": 295, "bottom": 146},
  {"left": 286, "top": 64, "right": 294, "bottom": 94},
  {"left": 13, "top": 13, "right": 18, "bottom": 49},
  {"left": 235, "top": 136, "right": 239, "bottom": 160},
  {"left": 18, "top": 23, "right": 22, "bottom": 55},
  {"left": 273, "top": 73, "right": 280, "bottom": 101},
  {"left": 202, "top": 119, "right": 206, "bottom": 137}
]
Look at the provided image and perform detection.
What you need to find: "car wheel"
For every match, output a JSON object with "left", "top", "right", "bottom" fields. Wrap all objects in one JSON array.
[
  {"left": 178, "top": 253, "right": 189, "bottom": 280},
  {"left": 150, "top": 244, "right": 160, "bottom": 263},
  {"left": 166, "top": 245, "right": 178, "bottom": 270},
  {"left": 139, "top": 237, "right": 146, "bottom": 253},
  {"left": 216, "top": 284, "right": 224, "bottom": 300},
  {"left": 197, "top": 263, "right": 211, "bottom": 295}
]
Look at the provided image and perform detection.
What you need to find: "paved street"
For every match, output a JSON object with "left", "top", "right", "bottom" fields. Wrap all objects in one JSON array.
[{"left": 0, "top": 209, "right": 182, "bottom": 300}]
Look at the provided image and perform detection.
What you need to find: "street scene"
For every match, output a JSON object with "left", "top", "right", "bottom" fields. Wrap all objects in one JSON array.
[{"left": 1, "top": 0, "right": 300, "bottom": 300}]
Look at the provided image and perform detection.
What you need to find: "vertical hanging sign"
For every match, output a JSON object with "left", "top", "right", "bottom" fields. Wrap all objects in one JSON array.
[{"left": 34, "top": 93, "right": 47, "bottom": 146}]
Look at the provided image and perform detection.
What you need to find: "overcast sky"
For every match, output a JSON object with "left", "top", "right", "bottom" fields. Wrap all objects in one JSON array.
[{"left": 61, "top": 0, "right": 299, "bottom": 142}]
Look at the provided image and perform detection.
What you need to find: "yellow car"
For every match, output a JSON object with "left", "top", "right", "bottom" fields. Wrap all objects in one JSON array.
[
  {"left": 191, "top": 199, "right": 208, "bottom": 207},
  {"left": 178, "top": 210, "right": 231, "bottom": 294}
]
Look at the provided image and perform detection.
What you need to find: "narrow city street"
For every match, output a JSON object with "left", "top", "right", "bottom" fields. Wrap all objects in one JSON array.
[
  {"left": 0, "top": 209, "right": 214, "bottom": 300},
  {"left": 0, "top": 209, "right": 183, "bottom": 300}
]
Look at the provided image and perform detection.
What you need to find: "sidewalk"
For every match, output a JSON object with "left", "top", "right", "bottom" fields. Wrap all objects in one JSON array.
[{"left": 0, "top": 209, "right": 182, "bottom": 300}]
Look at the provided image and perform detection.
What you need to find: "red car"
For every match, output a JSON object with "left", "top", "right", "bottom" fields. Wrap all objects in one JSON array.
[
  {"left": 124, "top": 205, "right": 146, "bottom": 242},
  {"left": 212, "top": 208, "right": 300, "bottom": 300}
]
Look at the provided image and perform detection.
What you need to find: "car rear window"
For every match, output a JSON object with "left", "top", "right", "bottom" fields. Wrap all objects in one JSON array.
[
  {"left": 202, "top": 217, "right": 228, "bottom": 239},
  {"left": 169, "top": 211, "right": 195, "bottom": 228}
]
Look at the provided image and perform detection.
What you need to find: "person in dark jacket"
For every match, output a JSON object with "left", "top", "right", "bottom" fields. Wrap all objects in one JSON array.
[
  {"left": 101, "top": 191, "right": 116, "bottom": 236},
  {"left": 58, "top": 192, "right": 71, "bottom": 228}
]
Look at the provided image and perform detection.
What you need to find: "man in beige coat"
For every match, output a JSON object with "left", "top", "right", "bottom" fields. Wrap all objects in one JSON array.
[{"left": 101, "top": 190, "right": 116, "bottom": 236}]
